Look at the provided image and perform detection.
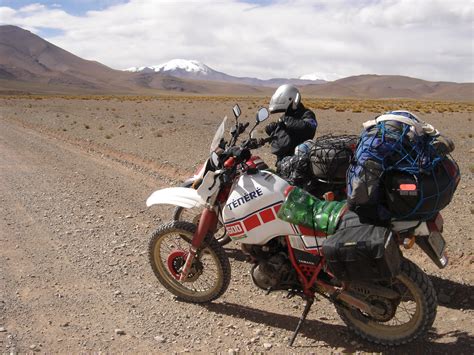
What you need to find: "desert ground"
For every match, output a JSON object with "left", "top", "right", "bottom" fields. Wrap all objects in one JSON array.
[{"left": 0, "top": 95, "right": 473, "bottom": 353}]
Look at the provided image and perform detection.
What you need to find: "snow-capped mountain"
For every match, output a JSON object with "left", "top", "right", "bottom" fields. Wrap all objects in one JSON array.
[
  {"left": 300, "top": 72, "right": 341, "bottom": 82},
  {"left": 125, "top": 59, "right": 327, "bottom": 87},
  {"left": 126, "top": 59, "right": 213, "bottom": 76}
]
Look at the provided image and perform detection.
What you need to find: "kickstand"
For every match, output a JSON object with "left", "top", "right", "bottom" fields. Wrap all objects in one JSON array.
[{"left": 289, "top": 297, "right": 314, "bottom": 346}]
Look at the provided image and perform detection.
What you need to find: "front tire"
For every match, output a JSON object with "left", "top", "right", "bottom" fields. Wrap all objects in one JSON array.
[
  {"left": 148, "top": 221, "right": 231, "bottom": 303},
  {"left": 336, "top": 258, "right": 437, "bottom": 345}
]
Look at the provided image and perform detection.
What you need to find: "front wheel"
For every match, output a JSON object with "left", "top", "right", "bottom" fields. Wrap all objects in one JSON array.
[
  {"left": 336, "top": 258, "right": 437, "bottom": 345},
  {"left": 148, "top": 221, "right": 231, "bottom": 303}
]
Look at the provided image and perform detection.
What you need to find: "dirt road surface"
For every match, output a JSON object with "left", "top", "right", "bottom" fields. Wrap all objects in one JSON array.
[{"left": 0, "top": 99, "right": 473, "bottom": 353}]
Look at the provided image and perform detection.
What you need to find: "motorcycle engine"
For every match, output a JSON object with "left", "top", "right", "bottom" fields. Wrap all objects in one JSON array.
[{"left": 242, "top": 239, "right": 297, "bottom": 291}]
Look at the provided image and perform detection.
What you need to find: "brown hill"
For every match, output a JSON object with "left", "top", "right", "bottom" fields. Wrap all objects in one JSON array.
[
  {"left": 0, "top": 25, "right": 472, "bottom": 100},
  {"left": 0, "top": 25, "right": 268, "bottom": 95},
  {"left": 0, "top": 25, "right": 131, "bottom": 91},
  {"left": 302, "top": 74, "right": 473, "bottom": 101}
]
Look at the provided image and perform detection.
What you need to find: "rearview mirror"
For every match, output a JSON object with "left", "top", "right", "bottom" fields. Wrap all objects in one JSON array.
[
  {"left": 256, "top": 107, "right": 269, "bottom": 123},
  {"left": 232, "top": 104, "right": 241, "bottom": 119}
]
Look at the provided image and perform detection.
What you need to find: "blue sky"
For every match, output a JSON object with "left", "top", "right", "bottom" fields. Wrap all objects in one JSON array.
[
  {"left": 1, "top": 0, "right": 272, "bottom": 14},
  {"left": 1, "top": 0, "right": 472, "bottom": 82},
  {"left": 0, "top": 0, "right": 128, "bottom": 15}
]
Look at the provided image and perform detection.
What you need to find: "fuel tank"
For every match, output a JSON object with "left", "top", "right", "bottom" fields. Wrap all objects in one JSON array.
[{"left": 222, "top": 170, "right": 296, "bottom": 245}]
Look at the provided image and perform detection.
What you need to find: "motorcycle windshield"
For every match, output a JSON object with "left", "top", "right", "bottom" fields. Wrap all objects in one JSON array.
[{"left": 210, "top": 116, "right": 227, "bottom": 153}]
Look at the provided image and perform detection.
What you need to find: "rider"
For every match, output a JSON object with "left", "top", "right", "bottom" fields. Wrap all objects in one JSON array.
[{"left": 264, "top": 85, "right": 317, "bottom": 166}]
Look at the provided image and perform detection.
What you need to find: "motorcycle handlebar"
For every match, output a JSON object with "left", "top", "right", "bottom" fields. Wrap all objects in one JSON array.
[
  {"left": 242, "top": 136, "right": 272, "bottom": 149},
  {"left": 240, "top": 122, "right": 250, "bottom": 134}
]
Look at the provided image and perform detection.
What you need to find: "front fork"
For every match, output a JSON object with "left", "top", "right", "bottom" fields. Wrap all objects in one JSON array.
[{"left": 179, "top": 207, "right": 218, "bottom": 281}]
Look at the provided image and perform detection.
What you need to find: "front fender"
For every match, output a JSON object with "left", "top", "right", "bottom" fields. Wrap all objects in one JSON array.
[{"left": 146, "top": 187, "right": 205, "bottom": 209}]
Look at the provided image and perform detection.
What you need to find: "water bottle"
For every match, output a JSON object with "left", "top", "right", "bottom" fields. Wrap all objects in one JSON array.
[{"left": 278, "top": 187, "right": 346, "bottom": 234}]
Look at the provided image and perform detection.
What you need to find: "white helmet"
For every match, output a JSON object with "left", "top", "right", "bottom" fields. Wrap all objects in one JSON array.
[
  {"left": 387, "top": 110, "right": 420, "bottom": 122},
  {"left": 269, "top": 84, "right": 301, "bottom": 114}
]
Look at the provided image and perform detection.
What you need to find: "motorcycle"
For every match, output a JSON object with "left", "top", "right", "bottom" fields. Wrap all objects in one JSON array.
[
  {"left": 146, "top": 107, "right": 448, "bottom": 346},
  {"left": 172, "top": 104, "right": 352, "bottom": 246}
]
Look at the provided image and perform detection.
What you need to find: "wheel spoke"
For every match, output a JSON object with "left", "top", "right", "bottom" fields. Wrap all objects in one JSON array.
[
  {"left": 155, "top": 231, "right": 222, "bottom": 295},
  {"left": 336, "top": 260, "right": 437, "bottom": 345}
]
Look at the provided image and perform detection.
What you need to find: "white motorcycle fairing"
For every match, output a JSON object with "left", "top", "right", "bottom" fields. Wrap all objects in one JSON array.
[
  {"left": 146, "top": 187, "right": 205, "bottom": 209},
  {"left": 222, "top": 171, "right": 298, "bottom": 245},
  {"left": 146, "top": 171, "right": 221, "bottom": 209}
]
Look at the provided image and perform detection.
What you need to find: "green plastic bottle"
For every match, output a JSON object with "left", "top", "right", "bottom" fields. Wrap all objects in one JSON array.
[{"left": 277, "top": 187, "right": 346, "bottom": 235}]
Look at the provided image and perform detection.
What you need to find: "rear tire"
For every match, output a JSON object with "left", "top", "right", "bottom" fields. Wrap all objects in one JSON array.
[
  {"left": 336, "top": 258, "right": 437, "bottom": 345},
  {"left": 148, "top": 221, "right": 231, "bottom": 303}
]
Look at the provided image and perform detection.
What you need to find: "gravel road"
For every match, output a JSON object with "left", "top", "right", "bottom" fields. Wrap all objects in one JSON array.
[{"left": 1, "top": 111, "right": 472, "bottom": 353}]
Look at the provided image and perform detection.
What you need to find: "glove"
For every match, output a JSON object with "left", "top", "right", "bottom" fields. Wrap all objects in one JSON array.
[
  {"left": 265, "top": 122, "right": 278, "bottom": 136},
  {"left": 242, "top": 138, "right": 259, "bottom": 149}
]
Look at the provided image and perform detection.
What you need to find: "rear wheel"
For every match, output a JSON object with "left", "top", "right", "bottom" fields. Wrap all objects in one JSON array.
[
  {"left": 336, "top": 259, "right": 437, "bottom": 345},
  {"left": 148, "top": 221, "right": 231, "bottom": 303}
]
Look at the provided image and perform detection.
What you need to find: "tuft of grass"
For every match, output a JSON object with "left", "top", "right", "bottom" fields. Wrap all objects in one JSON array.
[
  {"left": 84, "top": 124, "right": 90, "bottom": 129},
  {"left": 105, "top": 134, "right": 113, "bottom": 139}
]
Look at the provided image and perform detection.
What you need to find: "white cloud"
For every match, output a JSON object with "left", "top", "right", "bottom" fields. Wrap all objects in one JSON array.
[
  {"left": 0, "top": 0, "right": 472, "bottom": 82},
  {"left": 19, "top": 3, "right": 45, "bottom": 13}
]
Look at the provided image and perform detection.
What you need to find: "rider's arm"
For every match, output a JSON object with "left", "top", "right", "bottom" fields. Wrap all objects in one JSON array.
[{"left": 283, "top": 110, "right": 317, "bottom": 136}]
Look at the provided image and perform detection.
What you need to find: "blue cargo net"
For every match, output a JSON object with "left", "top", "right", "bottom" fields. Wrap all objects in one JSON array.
[{"left": 348, "top": 119, "right": 460, "bottom": 221}]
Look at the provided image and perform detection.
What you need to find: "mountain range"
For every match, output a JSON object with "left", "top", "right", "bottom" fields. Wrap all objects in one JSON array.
[
  {"left": 0, "top": 25, "right": 472, "bottom": 101},
  {"left": 125, "top": 59, "right": 325, "bottom": 87}
]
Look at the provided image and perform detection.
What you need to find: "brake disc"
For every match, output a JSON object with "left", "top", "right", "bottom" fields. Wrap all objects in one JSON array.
[{"left": 166, "top": 250, "right": 204, "bottom": 282}]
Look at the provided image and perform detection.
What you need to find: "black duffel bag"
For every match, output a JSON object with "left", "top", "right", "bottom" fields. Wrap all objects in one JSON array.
[
  {"left": 310, "top": 134, "right": 358, "bottom": 183},
  {"left": 322, "top": 212, "right": 401, "bottom": 281},
  {"left": 383, "top": 157, "right": 460, "bottom": 220}
]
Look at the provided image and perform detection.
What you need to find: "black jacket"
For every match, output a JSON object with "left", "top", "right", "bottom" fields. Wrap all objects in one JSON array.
[{"left": 267, "top": 103, "right": 317, "bottom": 161}]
